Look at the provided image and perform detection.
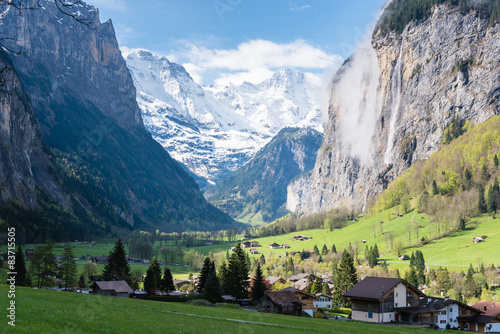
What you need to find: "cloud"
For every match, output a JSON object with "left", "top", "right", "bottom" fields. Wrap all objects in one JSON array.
[
  {"left": 290, "top": 4, "right": 311, "bottom": 12},
  {"left": 173, "top": 39, "right": 343, "bottom": 85},
  {"left": 112, "top": 23, "right": 140, "bottom": 46}
]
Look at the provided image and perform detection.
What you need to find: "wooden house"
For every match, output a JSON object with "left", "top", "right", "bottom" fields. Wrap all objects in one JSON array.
[
  {"left": 343, "top": 277, "right": 425, "bottom": 323},
  {"left": 259, "top": 291, "right": 302, "bottom": 316},
  {"left": 91, "top": 281, "right": 132, "bottom": 298}
]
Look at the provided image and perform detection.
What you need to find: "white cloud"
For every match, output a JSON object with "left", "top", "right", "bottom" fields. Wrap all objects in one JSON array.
[
  {"left": 289, "top": 3, "right": 311, "bottom": 12},
  {"left": 174, "top": 39, "right": 343, "bottom": 85}
]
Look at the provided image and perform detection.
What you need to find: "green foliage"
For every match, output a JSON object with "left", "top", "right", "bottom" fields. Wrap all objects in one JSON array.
[
  {"left": 365, "top": 244, "right": 380, "bottom": 268},
  {"left": 13, "top": 245, "right": 31, "bottom": 287},
  {"left": 225, "top": 243, "right": 249, "bottom": 299},
  {"left": 442, "top": 116, "right": 468, "bottom": 145},
  {"left": 311, "top": 277, "right": 323, "bottom": 294},
  {"left": 376, "top": 0, "right": 500, "bottom": 35},
  {"left": 60, "top": 244, "right": 77, "bottom": 288},
  {"left": 202, "top": 271, "right": 222, "bottom": 303},
  {"left": 333, "top": 251, "right": 358, "bottom": 308},
  {"left": 452, "top": 58, "right": 474, "bottom": 75},
  {"left": 249, "top": 263, "right": 267, "bottom": 302},
  {"left": 101, "top": 239, "right": 131, "bottom": 285},
  {"left": 197, "top": 257, "right": 213, "bottom": 294},
  {"left": 29, "top": 241, "right": 57, "bottom": 288},
  {"left": 143, "top": 267, "right": 156, "bottom": 295},
  {"left": 405, "top": 266, "right": 419, "bottom": 287},
  {"left": 160, "top": 268, "right": 175, "bottom": 293}
]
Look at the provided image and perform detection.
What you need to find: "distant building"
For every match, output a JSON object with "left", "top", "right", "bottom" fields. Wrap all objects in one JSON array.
[
  {"left": 250, "top": 249, "right": 259, "bottom": 255},
  {"left": 280, "top": 287, "right": 317, "bottom": 316},
  {"left": 259, "top": 291, "right": 302, "bottom": 316},
  {"left": 471, "top": 301, "right": 500, "bottom": 332},
  {"left": 91, "top": 281, "right": 133, "bottom": 298},
  {"left": 314, "top": 293, "right": 334, "bottom": 309},
  {"left": 241, "top": 241, "right": 251, "bottom": 248},
  {"left": 250, "top": 241, "right": 260, "bottom": 247},
  {"left": 269, "top": 242, "right": 280, "bottom": 249}
]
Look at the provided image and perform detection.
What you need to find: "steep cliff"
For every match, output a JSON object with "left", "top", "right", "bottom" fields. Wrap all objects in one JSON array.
[
  {"left": 0, "top": 0, "right": 235, "bottom": 232},
  {"left": 208, "top": 127, "right": 322, "bottom": 224},
  {"left": 288, "top": 3, "right": 500, "bottom": 214}
]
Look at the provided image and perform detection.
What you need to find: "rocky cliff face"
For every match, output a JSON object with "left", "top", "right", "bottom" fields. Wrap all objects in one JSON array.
[
  {"left": 207, "top": 127, "right": 322, "bottom": 224},
  {"left": 288, "top": 4, "right": 500, "bottom": 214},
  {"left": 0, "top": 0, "right": 235, "bottom": 232},
  {"left": 0, "top": 51, "right": 66, "bottom": 209}
]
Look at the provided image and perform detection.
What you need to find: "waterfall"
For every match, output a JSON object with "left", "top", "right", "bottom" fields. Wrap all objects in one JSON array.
[
  {"left": 384, "top": 43, "right": 404, "bottom": 164},
  {"left": 333, "top": 38, "right": 382, "bottom": 165}
]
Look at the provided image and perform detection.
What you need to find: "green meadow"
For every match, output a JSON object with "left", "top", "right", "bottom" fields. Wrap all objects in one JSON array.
[{"left": 0, "top": 286, "right": 438, "bottom": 334}]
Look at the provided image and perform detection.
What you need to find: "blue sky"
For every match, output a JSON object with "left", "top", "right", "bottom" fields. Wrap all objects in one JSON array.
[{"left": 89, "top": 0, "right": 387, "bottom": 85}]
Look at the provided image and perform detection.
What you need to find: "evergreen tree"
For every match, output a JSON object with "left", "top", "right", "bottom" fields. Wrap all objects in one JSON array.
[
  {"left": 161, "top": 267, "right": 175, "bottom": 292},
  {"left": 144, "top": 267, "right": 156, "bottom": 295},
  {"left": 202, "top": 271, "right": 222, "bottom": 303},
  {"left": 197, "top": 257, "right": 213, "bottom": 293},
  {"left": 249, "top": 263, "right": 267, "bottom": 303},
  {"left": 149, "top": 257, "right": 162, "bottom": 288},
  {"left": 321, "top": 283, "right": 331, "bottom": 295},
  {"left": 478, "top": 184, "right": 487, "bottom": 214},
  {"left": 218, "top": 261, "right": 229, "bottom": 295},
  {"left": 14, "top": 245, "right": 31, "bottom": 287},
  {"left": 396, "top": 269, "right": 401, "bottom": 279},
  {"left": 321, "top": 244, "right": 328, "bottom": 255},
  {"left": 432, "top": 180, "right": 439, "bottom": 195},
  {"left": 259, "top": 254, "right": 266, "bottom": 265},
  {"left": 225, "top": 243, "right": 249, "bottom": 298},
  {"left": 331, "top": 244, "right": 337, "bottom": 253},
  {"left": 313, "top": 245, "right": 320, "bottom": 256},
  {"left": 333, "top": 251, "right": 358, "bottom": 307},
  {"left": 311, "top": 277, "right": 323, "bottom": 294},
  {"left": 102, "top": 239, "right": 131, "bottom": 284},
  {"left": 464, "top": 264, "right": 480, "bottom": 299},
  {"left": 494, "top": 154, "right": 499, "bottom": 167},
  {"left": 30, "top": 241, "right": 57, "bottom": 288},
  {"left": 305, "top": 274, "right": 314, "bottom": 293},
  {"left": 405, "top": 266, "right": 419, "bottom": 287},
  {"left": 61, "top": 243, "right": 77, "bottom": 289},
  {"left": 78, "top": 274, "right": 86, "bottom": 289}
]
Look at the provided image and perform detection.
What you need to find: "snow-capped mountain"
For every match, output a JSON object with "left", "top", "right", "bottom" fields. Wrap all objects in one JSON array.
[{"left": 122, "top": 48, "right": 323, "bottom": 186}]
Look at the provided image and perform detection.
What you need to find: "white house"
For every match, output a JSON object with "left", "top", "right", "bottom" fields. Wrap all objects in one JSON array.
[
  {"left": 314, "top": 293, "right": 333, "bottom": 309},
  {"left": 344, "top": 277, "right": 425, "bottom": 323}
]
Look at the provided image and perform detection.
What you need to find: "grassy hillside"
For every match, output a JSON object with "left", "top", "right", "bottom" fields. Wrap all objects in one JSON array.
[{"left": 0, "top": 286, "right": 437, "bottom": 333}]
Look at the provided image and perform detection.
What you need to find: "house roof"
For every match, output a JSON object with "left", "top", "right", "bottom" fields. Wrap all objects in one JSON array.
[
  {"left": 288, "top": 273, "right": 311, "bottom": 282},
  {"left": 315, "top": 293, "right": 333, "bottom": 300},
  {"left": 344, "top": 277, "right": 425, "bottom": 301},
  {"left": 266, "top": 291, "right": 302, "bottom": 307},
  {"left": 280, "top": 286, "right": 297, "bottom": 292},
  {"left": 93, "top": 281, "right": 133, "bottom": 294},
  {"left": 473, "top": 301, "right": 500, "bottom": 317},
  {"left": 397, "top": 297, "right": 482, "bottom": 315},
  {"left": 458, "top": 315, "right": 496, "bottom": 324},
  {"left": 265, "top": 276, "right": 285, "bottom": 285}
]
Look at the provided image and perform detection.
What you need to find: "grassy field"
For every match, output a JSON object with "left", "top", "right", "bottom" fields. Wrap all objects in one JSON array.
[
  {"left": 243, "top": 210, "right": 499, "bottom": 272},
  {"left": 0, "top": 285, "right": 439, "bottom": 333}
]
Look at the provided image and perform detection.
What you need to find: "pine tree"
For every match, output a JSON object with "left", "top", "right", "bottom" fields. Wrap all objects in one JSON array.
[
  {"left": 161, "top": 267, "right": 175, "bottom": 292},
  {"left": 432, "top": 180, "right": 439, "bottom": 195},
  {"left": 61, "top": 243, "right": 77, "bottom": 289},
  {"left": 478, "top": 184, "right": 487, "bottom": 214},
  {"left": 149, "top": 257, "right": 162, "bottom": 288},
  {"left": 144, "top": 267, "right": 156, "bottom": 295},
  {"left": 494, "top": 154, "right": 499, "bottom": 167},
  {"left": 333, "top": 251, "right": 358, "bottom": 307},
  {"left": 78, "top": 274, "right": 86, "bottom": 289},
  {"left": 405, "top": 267, "right": 419, "bottom": 287},
  {"left": 311, "top": 277, "right": 323, "bottom": 294},
  {"left": 218, "top": 261, "right": 229, "bottom": 295},
  {"left": 197, "top": 257, "right": 213, "bottom": 293},
  {"left": 202, "top": 271, "right": 222, "bottom": 303},
  {"left": 249, "top": 263, "right": 267, "bottom": 303},
  {"left": 102, "top": 239, "right": 131, "bottom": 284},
  {"left": 313, "top": 245, "right": 320, "bottom": 256},
  {"left": 321, "top": 244, "right": 328, "bottom": 255},
  {"left": 14, "top": 245, "right": 31, "bottom": 287},
  {"left": 259, "top": 254, "right": 266, "bottom": 265},
  {"left": 225, "top": 243, "right": 249, "bottom": 299},
  {"left": 322, "top": 283, "right": 331, "bottom": 295},
  {"left": 331, "top": 244, "right": 337, "bottom": 253}
]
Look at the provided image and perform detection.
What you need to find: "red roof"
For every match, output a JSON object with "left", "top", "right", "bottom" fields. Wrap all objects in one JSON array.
[{"left": 473, "top": 301, "right": 500, "bottom": 316}]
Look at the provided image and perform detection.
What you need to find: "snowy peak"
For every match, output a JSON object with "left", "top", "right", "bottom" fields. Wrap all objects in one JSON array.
[{"left": 123, "top": 48, "right": 323, "bottom": 186}]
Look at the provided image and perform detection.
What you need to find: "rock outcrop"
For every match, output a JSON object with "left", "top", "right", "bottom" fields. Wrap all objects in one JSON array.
[{"left": 288, "top": 4, "right": 500, "bottom": 214}]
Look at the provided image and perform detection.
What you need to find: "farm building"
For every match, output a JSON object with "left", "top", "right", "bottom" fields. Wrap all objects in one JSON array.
[
  {"left": 259, "top": 291, "right": 302, "bottom": 316},
  {"left": 91, "top": 281, "right": 133, "bottom": 298}
]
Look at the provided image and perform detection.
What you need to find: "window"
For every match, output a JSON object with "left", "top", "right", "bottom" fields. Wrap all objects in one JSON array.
[
  {"left": 368, "top": 312, "right": 373, "bottom": 319},
  {"left": 395, "top": 292, "right": 398, "bottom": 297},
  {"left": 395, "top": 303, "right": 398, "bottom": 307},
  {"left": 440, "top": 320, "right": 446, "bottom": 324},
  {"left": 440, "top": 311, "right": 446, "bottom": 315}
]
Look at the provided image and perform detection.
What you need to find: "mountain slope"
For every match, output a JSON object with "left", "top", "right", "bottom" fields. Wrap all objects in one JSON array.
[
  {"left": 288, "top": 2, "right": 500, "bottom": 214},
  {"left": 123, "top": 49, "right": 323, "bottom": 186},
  {"left": 0, "top": 0, "right": 236, "bottom": 233},
  {"left": 206, "top": 127, "right": 322, "bottom": 224}
]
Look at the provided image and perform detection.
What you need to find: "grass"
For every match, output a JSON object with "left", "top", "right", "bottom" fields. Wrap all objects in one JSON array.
[
  {"left": 245, "top": 208, "right": 500, "bottom": 272},
  {"left": 0, "top": 285, "right": 439, "bottom": 333}
]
